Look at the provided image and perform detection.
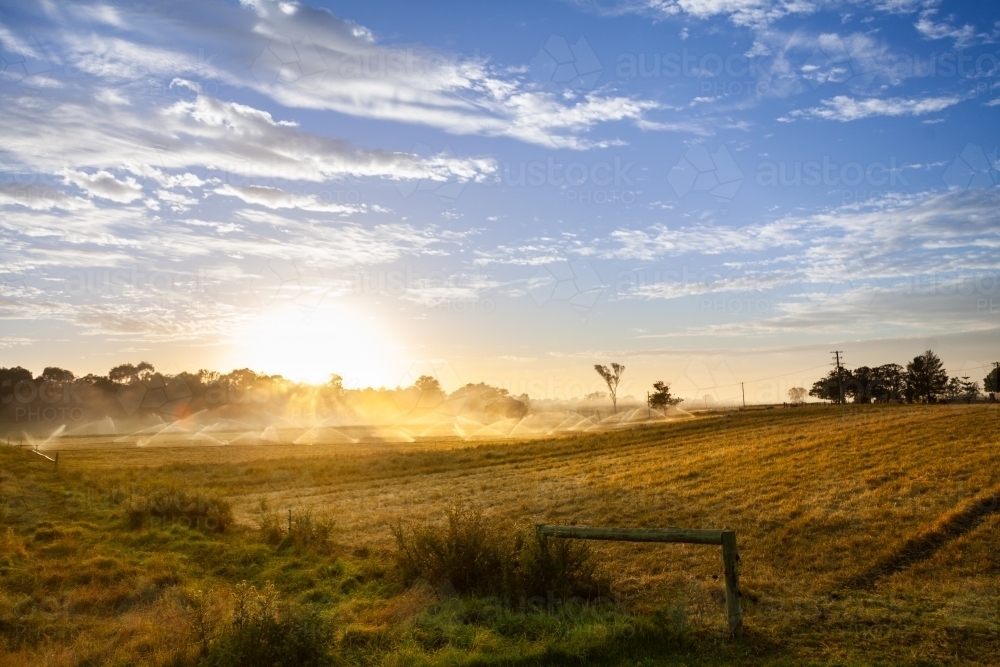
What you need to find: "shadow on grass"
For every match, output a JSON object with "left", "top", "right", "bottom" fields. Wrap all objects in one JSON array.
[{"left": 844, "top": 487, "right": 1000, "bottom": 590}]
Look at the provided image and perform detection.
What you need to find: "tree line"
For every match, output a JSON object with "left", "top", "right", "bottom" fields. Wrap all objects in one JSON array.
[
  {"left": 808, "top": 350, "right": 997, "bottom": 404},
  {"left": 0, "top": 363, "right": 530, "bottom": 428}
]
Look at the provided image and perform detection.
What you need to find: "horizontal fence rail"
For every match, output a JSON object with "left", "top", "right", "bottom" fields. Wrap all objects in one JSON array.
[
  {"left": 536, "top": 524, "right": 743, "bottom": 636},
  {"left": 536, "top": 525, "right": 725, "bottom": 545}
]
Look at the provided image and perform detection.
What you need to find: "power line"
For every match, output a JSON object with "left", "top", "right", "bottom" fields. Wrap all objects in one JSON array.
[
  {"left": 839, "top": 361, "right": 999, "bottom": 373},
  {"left": 675, "top": 358, "right": 1000, "bottom": 398},
  {"left": 678, "top": 363, "right": 833, "bottom": 394}
]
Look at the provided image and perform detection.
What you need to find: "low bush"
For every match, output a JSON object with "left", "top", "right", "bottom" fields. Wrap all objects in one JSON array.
[
  {"left": 199, "top": 582, "right": 333, "bottom": 667},
  {"left": 255, "top": 500, "right": 335, "bottom": 554},
  {"left": 124, "top": 487, "right": 233, "bottom": 533},
  {"left": 392, "top": 506, "right": 606, "bottom": 603}
]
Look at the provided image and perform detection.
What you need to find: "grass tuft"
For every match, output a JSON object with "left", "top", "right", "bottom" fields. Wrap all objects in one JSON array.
[
  {"left": 124, "top": 487, "right": 233, "bottom": 533},
  {"left": 392, "top": 505, "right": 606, "bottom": 603},
  {"left": 199, "top": 581, "right": 333, "bottom": 667}
]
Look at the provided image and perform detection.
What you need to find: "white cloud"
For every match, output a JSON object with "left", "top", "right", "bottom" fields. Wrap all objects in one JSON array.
[
  {"left": 691, "top": 280, "right": 1000, "bottom": 336},
  {"left": 602, "top": 188, "right": 1000, "bottom": 338},
  {"left": 214, "top": 184, "right": 360, "bottom": 213},
  {"left": 915, "top": 8, "right": 988, "bottom": 48},
  {"left": 610, "top": 189, "right": 1000, "bottom": 293},
  {"left": 59, "top": 169, "right": 144, "bottom": 203},
  {"left": 569, "top": 0, "right": 938, "bottom": 27},
  {"left": 0, "top": 184, "right": 93, "bottom": 211},
  {"left": 36, "top": 0, "right": 660, "bottom": 149},
  {"left": 127, "top": 165, "right": 204, "bottom": 189},
  {"left": 396, "top": 272, "right": 501, "bottom": 307},
  {"left": 155, "top": 189, "right": 198, "bottom": 212},
  {"left": 95, "top": 88, "right": 130, "bottom": 105},
  {"left": 569, "top": 0, "right": 819, "bottom": 28},
  {"left": 781, "top": 94, "right": 963, "bottom": 121},
  {"left": 1, "top": 86, "right": 496, "bottom": 190},
  {"left": 605, "top": 220, "right": 803, "bottom": 261}
]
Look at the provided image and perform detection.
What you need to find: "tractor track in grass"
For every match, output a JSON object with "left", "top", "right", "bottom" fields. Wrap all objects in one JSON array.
[{"left": 844, "top": 487, "right": 1000, "bottom": 590}]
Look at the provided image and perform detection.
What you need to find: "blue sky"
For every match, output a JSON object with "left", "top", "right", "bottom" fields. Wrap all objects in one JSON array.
[{"left": 0, "top": 0, "right": 998, "bottom": 402}]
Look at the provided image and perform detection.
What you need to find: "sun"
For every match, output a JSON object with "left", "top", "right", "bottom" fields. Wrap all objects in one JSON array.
[{"left": 231, "top": 303, "right": 400, "bottom": 387}]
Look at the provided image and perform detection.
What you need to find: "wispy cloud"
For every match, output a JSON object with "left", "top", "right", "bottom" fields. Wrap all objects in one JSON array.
[
  {"left": 567, "top": 0, "right": 931, "bottom": 28},
  {"left": 29, "top": 0, "right": 661, "bottom": 150},
  {"left": 780, "top": 94, "right": 963, "bottom": 121},
  {"left": 59, "top": 169, "right": 144, "bottom": 203},
  {"left": 915, "top": 7, "right": 994, "bottom": 48},
  {"left": 0, "top": 85, "right": 497, "bottom": 212},
  {"left": 214, "top": 185, "right": 361, "bottom": 214},
  {"left": 567, "top": 0, "right": 822, "bottom": 28}
]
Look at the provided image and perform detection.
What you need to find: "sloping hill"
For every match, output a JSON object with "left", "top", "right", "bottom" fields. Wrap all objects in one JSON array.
[{"left": 2, "top": 404, "right": 999, "bottom": 665}]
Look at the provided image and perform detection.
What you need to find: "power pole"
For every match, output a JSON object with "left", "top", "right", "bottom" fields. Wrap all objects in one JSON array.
[
  {"left": 646, "top": 392, "right": 650, "bottom": 419},
  {"left": 831, "top": 351, "right": 845, "bottom": 404},
  {"left": 994, "top": 361, "right": 1000, "bottom": 393},
  {"left": 741, "top": 382, "right": 746, "bottom": 409}
]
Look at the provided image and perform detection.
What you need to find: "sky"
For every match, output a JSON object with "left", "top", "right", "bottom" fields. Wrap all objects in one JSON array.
[{"left": 0, "top": 0, "right": 998, "bottom": 403}]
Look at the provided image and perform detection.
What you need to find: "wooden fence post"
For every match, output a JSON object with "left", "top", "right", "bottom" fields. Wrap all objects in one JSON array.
[
  {"left": 537, "top": 524, "right": 744, "bottom": 635},
  {"left": 721, "top": 529, "right": 743, "bottom": 636}
]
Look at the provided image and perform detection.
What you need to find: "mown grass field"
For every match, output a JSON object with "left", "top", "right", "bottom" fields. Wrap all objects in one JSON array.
[{"left": 2, "top": 403, "right": 999, "bottom": 665}]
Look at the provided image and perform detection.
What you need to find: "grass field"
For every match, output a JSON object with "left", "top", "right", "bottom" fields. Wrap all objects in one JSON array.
[{"left": 2, "top": 403, "right": 999, "bottom": 665}]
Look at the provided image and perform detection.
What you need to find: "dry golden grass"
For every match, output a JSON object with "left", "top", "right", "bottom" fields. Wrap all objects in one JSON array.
[{"left": 3, "top": 403, "right": 999, "bottom": 665}]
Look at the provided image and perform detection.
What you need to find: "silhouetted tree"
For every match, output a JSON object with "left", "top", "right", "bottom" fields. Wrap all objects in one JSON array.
[
  {"left": 960, "top": 377, "right": 980, "bottom": 403},
  {"left": 484, "top": 394, "right": 529, "bottom": 419},
  {"left": 326, "top": 374, "right": 345, "bottom": 399},
  {"left": 414, "top": 375, "right": 443, "bottom": 396},
  {"left": 905, "top": 350, "right": 948, "bottom": 403},
  {"left": 40, "top": 367, "right": 75, "bottom": 382},
  {"left": 787, "top": 387, "right": 807, "bottom": 404},
  {"left": 594, "top": 363, "right": 624, "bottom": 414},
  {"left": 0, "top": 367, "right": 34, "bottom": 408},
  {"left": 945, "top": 377, "right": 962, "bottom": 401},
  {"left": 809, "top": 369, "right": 843, "bottom": 403},
  {"left": 872, "top": 364, "right": 904, "bottom": 402},
  {"left": 844, "top": 366, "right": 878, "bottom": 403},
  {"left": 109, "top": 361, "right": 154, "bottom": 385},
  {"left": 1, "top": 366, "right": 34, "bottom": 387},
  {"left": 649, "top": 380, "right": 682, "bottom": 409},
  {"left": 984, "top": 367, "right": 1000, "bottom": 395}
]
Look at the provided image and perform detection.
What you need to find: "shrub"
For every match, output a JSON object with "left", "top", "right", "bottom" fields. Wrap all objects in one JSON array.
[
  {"left": 200, "top": 582, "right": 333, "bottom": 667},
  {"left": 285, "top": 510, "right": 335, "bottom": 554},
  {"left": 255, "top": 500, "right": 335, "bottom": 554},
  {"left": 392, "top": 506, "right": 606, "bottom": 603},
  {"left": 517, "top": 529, "right": 602, "bottom": 602},
  {"left": 124, "top": 486, "right": 233, "bottom": 533}
]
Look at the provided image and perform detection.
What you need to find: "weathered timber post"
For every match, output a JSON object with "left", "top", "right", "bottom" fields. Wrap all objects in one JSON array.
[
  {"left": 536, "top": 524, "right": 743, "bottom": 636},
  {"left": 721, "top": 529, "right": 742, "bottom": 635}
]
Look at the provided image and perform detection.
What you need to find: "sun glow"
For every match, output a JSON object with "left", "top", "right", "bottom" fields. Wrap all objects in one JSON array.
[{"left": 231, "top": 304, "right": 400, "bottom": 386}]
